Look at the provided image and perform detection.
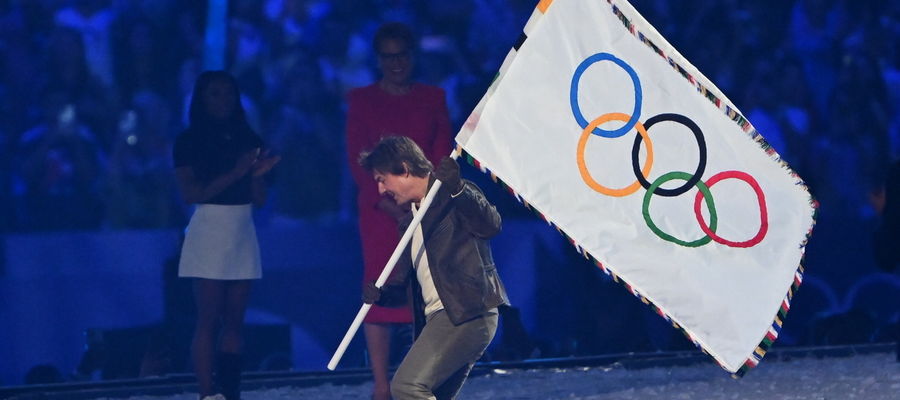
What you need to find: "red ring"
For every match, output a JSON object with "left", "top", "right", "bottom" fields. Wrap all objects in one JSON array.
[{"left": 693, "top": 171, "right": 768, "bottom": 248}]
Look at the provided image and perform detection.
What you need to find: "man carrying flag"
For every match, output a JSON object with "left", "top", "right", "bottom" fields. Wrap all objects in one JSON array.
[
  {"left": 359, "top": 136, "right": 510, "bottom": 399},
  {"left": 330, "top": 0, "right": 815, "bottom": 382}
]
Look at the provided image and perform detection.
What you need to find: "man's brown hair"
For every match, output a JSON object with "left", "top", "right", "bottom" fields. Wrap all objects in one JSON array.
[{"left": 359, "top": 136, "right": 433, "bottom": 178}]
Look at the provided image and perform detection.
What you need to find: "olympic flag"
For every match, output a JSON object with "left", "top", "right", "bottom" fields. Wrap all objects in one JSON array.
[{"left": 456, "top": 0, "right": 816, "bottom": 375}]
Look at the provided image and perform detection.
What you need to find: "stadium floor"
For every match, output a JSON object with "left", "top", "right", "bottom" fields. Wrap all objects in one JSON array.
[{"left": 3, "top": 343, "right": 897, "bottom": 400}]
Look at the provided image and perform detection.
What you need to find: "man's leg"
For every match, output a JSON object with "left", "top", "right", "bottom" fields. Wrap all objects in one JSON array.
[
  {"left": 391, "top": 310, "right": 498, "bottom": 400},
  {"left": 430, "top": 363, "right": 474, "bottom": 400}
]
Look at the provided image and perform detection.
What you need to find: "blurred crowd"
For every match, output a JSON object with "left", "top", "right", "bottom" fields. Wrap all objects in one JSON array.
[{"left": 0, "top": 0, "right": 897, "bottom": 233}]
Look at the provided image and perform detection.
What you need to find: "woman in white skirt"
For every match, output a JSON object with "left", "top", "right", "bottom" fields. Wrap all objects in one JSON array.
[{"left": 173, "top": 71, "right": 279, "bottom": 400}]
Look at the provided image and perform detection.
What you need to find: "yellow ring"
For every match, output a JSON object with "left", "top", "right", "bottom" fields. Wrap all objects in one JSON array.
[{"left": 577, "top": 112, "right": 654, "bottom": 197}]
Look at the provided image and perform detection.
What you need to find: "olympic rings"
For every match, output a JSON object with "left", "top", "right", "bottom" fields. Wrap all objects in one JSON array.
[
  {"left": 642, "top": 171, "right": 718, "bottom": 247},
  {"left": 577, "top": 112, "right": 654, "bottom": 197},
  {"left": 570, "top": 52, "right": 769, "bottom": 248},
  {"left": 570, "top": 53, "right": 642, "bottom": 138},
  {"left": 693, "top": 171, "right": 768, "bottom": 248},
  {"left": 632, "top": 113, "right": 707, "bottom": 197}
]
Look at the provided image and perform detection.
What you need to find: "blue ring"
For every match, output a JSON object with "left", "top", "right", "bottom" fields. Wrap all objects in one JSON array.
[{"left": 569, "top": 53, "right": 642, "bottom": 138}]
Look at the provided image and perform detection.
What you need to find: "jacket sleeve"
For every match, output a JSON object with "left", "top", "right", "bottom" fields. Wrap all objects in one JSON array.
[
  {"left": 446, "top": 180, "right": 501, "bottom": 239},
  {"left": 376, "top": 283, "right": 409, "bottom": 307}
]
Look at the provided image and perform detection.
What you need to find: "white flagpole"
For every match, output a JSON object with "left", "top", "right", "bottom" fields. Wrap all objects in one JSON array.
[{"left": 328, "top": 149, "right": 459, "bottom": 370}]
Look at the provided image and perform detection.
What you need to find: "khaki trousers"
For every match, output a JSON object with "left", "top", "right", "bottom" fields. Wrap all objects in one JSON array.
[{"left": 391, "top": 309, "right": 498, "bottom": 400}]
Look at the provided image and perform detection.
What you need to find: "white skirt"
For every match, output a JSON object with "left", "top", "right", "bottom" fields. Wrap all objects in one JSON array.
[{"left": 179, "top": 204, "right": 262, "bottom": 280}]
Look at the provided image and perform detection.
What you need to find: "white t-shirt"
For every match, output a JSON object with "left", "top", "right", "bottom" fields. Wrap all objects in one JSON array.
[{"left": 411, "top": 203, "right": 444, "bottom": 317}]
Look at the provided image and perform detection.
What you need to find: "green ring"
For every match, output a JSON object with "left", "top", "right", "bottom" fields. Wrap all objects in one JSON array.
[{"left": 642, "top": 171, "right": 717, "bottom": 247}]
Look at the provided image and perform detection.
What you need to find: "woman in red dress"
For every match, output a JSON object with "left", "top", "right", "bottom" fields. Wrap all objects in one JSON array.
[{"left": 345, "top": 22, "right": 452, "bottom": 400}]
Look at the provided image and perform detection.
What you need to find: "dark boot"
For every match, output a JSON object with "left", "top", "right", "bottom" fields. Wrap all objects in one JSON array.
[{"left": 216, "top": 353, "right": 243, "bottom": 400}]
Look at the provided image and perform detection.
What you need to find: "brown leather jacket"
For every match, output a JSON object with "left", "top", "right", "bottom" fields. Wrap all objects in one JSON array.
[{"left": 377, "top": 178, "right": 510, "bottom": 334}]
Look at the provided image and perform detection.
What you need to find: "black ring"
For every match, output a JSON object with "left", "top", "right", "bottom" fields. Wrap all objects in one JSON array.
[{"left": 631, "top": 113, "right": 707, "bottom": 196}]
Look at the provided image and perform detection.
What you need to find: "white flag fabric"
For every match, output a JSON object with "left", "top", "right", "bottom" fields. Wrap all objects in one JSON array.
[{"left": 457, "top": 0, "right": 816, "bottom": 375}]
